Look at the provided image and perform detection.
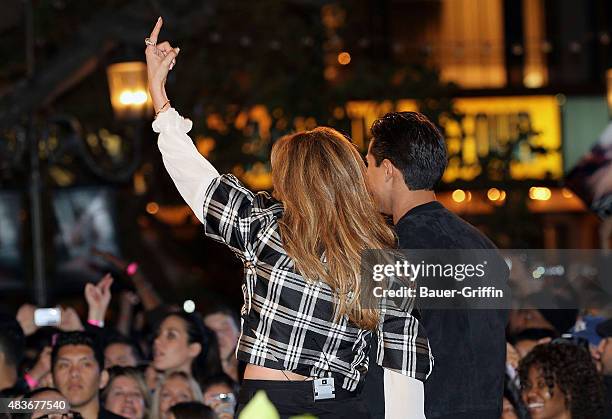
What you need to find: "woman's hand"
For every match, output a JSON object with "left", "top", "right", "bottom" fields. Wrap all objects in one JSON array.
[{"left": 145, "top": 17, "right": 180, "bottom": 113}]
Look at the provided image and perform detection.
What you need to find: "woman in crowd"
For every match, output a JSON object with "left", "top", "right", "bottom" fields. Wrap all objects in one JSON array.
[
  {"left": 145, "top": 17, "right": 431, "bottom": 418},
  {"left": 153, "top": 311, "right": 222, "bottom": 386},
  {"left": 102, "top": 366, "right": 149, "bottom": 419},
  {"left": 151, "top": 371, "right": 203, "bottom": 419},
  {"left": 519, "top": 341, "right": 605, "bottom": 419}
]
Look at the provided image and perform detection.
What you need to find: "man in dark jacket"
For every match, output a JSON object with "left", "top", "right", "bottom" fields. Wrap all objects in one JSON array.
[{"left": 364, "top": 111, "right": 508, "bottom": 418}]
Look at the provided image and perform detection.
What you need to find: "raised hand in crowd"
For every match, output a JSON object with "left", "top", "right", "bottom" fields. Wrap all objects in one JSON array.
[
  {"left": 16, "top": 303, "right": 38, "bottom": 336},
  {"left": 92, "top": 247, "right": 162, "bottom": 311},
  {"left": 93, "top": 248, "right": 129, "bottom": 271},
  {"left": 26, "top": 345, "right": 52, "bottom": 387},
  {"left": 16, "top": 304, "right": 84, "bottom": 335},
  {"left": 85, "top": 273, "right": 114, "bottom": 324},
  {"left": 59, "top": 307, "right": 84, "bottom": 332},
  {"left": 506, "top": 342, "right": 520, "bottom": 371},
  {"left": 116, "top": 290, "right": 140, "bottom": 336}
]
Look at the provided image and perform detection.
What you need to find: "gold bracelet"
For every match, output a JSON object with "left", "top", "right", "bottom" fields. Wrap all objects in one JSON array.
[{"left": 154, "top": 100, "right": 171, "bottom": 118}]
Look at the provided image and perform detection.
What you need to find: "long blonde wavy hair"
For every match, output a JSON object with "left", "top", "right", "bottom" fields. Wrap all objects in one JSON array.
[{"left": 271, "top": 127, "right": 396, "bottom": 330}]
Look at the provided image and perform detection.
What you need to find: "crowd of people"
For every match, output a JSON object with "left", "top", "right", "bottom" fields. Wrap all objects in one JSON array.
[
  {"left": 0, "top": 252, "right": 240, "bottom": 419},
  {"left": 0, "top": 255, "right": 611, "bottom": 418},
  {"left": 502, "top": 307, "right": 612, "bottom": 418}
]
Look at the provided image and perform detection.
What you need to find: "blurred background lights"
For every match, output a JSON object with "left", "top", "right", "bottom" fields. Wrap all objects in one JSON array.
[
  {"left": 119, "top": 90, "right": 148, "bottom": 105},
  {"left": 183, "top": 299, "right": 196, "bottom": 313},
  {"left": 337, "top": 51, "right": 351, "bottom": 65},
  {"left": 146, "top": 202, "right": 159, "bottom": 215},
  {"left": 452, "top": 189, "right": 466, "bottom": 203},
  {"left": 529, "top": 186, "right": 552, "bottom": 201},
  {"left": 487, "top": 188, "right": 501, "bottom": 201}
]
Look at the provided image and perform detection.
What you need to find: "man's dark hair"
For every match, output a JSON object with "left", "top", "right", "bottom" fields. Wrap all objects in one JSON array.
[
  {"left": 370, "top": 111, "right": 447, "bottom": 190},
  {"left": 518, "top": 342, "right": 604, "bottom": 419},
  {"left": 203, "top": 304, "right": 240, "bottom": 329},
  {"left": 51, "top": 332, "right": 104, "bottom": 371},
  {"left": 0, "top": 313, "right": 25, "bottom": 367},
  {"left": 103, "top": 333, "right": 143, "bottom": 361},
  {"left": 200, "top": 373, "right": 237, "bottom": 393}
]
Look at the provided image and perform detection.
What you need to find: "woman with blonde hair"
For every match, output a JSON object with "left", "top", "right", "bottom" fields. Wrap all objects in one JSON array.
[
  {"left": 102, "top": 366, "right": 150, "bottom": 419},
  {"left": 151, "top": 371, "right": 204, "bottom": 419},
  {"left": 145, "top": 18, "right": 432, "bottom": 418}
]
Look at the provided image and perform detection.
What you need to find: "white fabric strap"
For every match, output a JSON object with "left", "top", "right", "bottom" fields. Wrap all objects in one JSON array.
[{"left": 384, "top": 368, "right": 426, "bottom": 419}]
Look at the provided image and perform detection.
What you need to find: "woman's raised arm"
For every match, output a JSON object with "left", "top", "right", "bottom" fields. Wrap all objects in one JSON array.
[
  {"left": 145, "top": 17, "right": 176, "bottom": 114},
  {"left": 145, "top": 18, "right": 220, "bottom": 223}
]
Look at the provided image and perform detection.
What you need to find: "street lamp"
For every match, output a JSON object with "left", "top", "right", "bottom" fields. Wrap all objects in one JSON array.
[{"left": 106, "top": 61, "right": 152, "bottom": 120}]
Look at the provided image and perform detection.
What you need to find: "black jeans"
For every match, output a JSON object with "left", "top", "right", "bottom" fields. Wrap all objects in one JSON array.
[{"left": 235, "top": 379, "right": 371, "bottom": 419}]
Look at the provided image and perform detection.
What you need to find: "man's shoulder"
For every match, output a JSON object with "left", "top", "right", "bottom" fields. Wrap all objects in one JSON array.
[{"left": 396, "top": 203, "right": 496, "bottom": 249}]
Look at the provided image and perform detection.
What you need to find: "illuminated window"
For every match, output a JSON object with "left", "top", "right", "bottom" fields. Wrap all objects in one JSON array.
[
  {"left": 522, "top": 0, "right": 548, "bottom": 88},
  {"left": 437, "top": 0, "right": 506, "bottom": 88}
]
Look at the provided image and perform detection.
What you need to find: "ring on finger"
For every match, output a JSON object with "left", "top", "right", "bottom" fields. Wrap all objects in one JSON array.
[{"left": 145, "top": 37, "right": 156, "bottom": 46}]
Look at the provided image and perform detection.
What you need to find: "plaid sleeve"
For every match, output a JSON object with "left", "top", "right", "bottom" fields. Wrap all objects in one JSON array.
[
  {"left": 201, "top": 174, "right": 276, "bottom": 259},
  {"left": 376, "top": 276, "right": 434, "bottom": 381}
]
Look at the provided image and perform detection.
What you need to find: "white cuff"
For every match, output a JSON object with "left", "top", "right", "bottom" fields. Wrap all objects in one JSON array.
[{"left": 152, "top": 107, "right": 193, "bottom": 134}]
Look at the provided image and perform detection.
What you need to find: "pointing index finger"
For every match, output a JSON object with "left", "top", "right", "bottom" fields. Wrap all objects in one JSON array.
[{"left": 149, "top": 17, "right": 163, "bottom": 44}]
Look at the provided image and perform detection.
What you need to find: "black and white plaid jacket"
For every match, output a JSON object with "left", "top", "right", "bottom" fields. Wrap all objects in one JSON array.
[{"left": 202, "top": 174, "right": 433, "bottom": 391}]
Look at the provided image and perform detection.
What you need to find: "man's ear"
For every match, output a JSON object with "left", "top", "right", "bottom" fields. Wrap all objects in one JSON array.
[
  {"left": 382, "top": 159, "right": 394, "bottom": 180},
  {"left": 99, "top": 369, "right": 109, "bottom": 389},
  {"left": 384, "top": 159, "right": 407, "bottom": 188}
]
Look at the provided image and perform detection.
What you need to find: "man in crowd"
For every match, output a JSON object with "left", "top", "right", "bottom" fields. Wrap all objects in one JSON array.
[
  {"left": 204, "top": 307, "right": 241, "bottom": 382},
  {"left": 103, "top": 334, "right": 141, "bottom": 369},
  {"left": 364, "top": 112, "right": 508, "bottom": 418},
  {"left": 508, "top": 295, "right": 578, "bottom": 337},
  {"left": 0, "top": 313, "right": 27, "bottom": 396},
  {"left": 51, "top": 331, "right": 123, "bottom": 419}
]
